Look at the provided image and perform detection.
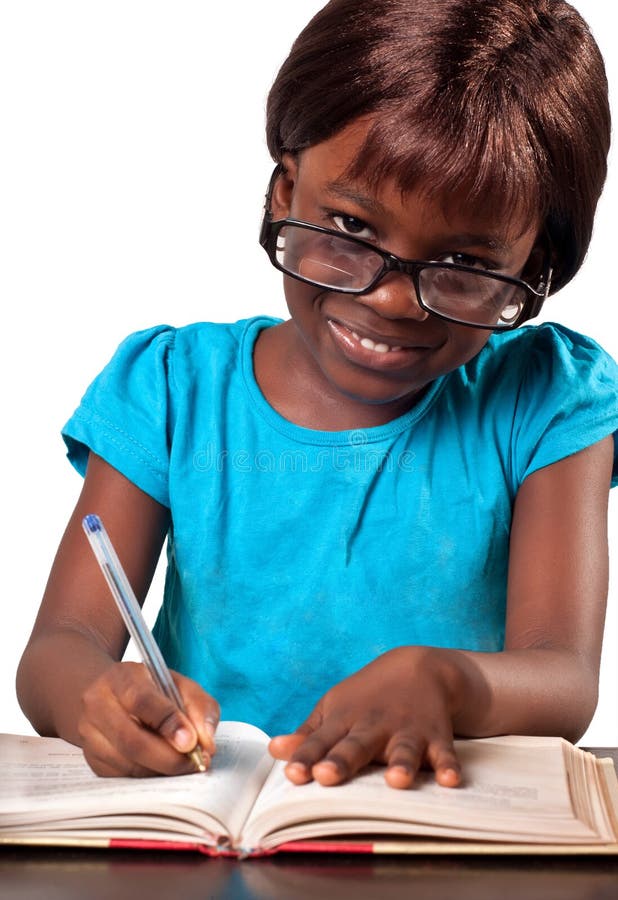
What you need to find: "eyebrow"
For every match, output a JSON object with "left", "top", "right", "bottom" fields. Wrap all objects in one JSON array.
[
  {"left": 443, "top": 233, "right": 512, "bottom": 254},
  {"left": 323, "top": 180, "right": 390, "bottom": 217},
  {"left": 323, "top": 180, "right": 516, "bottom": 255}
]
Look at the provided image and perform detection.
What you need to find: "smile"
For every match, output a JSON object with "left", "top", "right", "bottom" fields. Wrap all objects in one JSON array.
[
  {"left": 350, "top": 331, "right": 402, "bottom": 353},
  {"left": 326, "top": 319, "right": 430, "bottom": 370}
]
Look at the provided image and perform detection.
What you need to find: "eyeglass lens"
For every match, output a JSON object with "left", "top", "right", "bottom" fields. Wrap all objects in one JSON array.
[
  {"left": 418, "top": 269, "right": 525, "bottom": 326},
  {"left": 275, "top": 224, "right": 527, "bottom": 327},
  {"left": 276, "top": 225, "right": 383, "bottom": 290}
]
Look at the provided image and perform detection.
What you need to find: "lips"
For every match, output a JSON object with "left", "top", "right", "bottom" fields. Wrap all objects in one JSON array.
[
  {"left": 349, "top": 329, "right": 403, "bottom": 353},
  {"left": 328, "top": 315, "right": 428, "bottom": 350},
  {"left": 326, "top": 319, "right": 432, "bottom": 369}
]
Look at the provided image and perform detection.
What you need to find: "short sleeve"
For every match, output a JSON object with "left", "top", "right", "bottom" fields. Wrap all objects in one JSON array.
[
  {"left": 62, "top": 325, "right": 176, "bottom": 506},
  {"left": 510, "top": 324, "right": 618, "bottom": 487}
]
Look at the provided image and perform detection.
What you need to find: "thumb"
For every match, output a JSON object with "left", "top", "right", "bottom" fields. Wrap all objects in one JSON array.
[
  {"left": 269, "top": 732, "right": 307, "bottom": 760},
  {"left": 156, "top": 708, "right": 199, "bottom": 753},
  {"left": 268, "top": 710, "right": 322, "bottom": 760}
]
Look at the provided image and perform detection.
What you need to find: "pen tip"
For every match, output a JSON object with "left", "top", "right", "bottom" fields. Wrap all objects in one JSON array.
[{"left": 190, "top": 747, "right": 208, "bottom": 773}]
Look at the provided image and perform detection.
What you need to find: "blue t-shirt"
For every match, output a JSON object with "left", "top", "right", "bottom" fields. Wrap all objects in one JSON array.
[{"left": 62, "top": 317, "right": 618, "bottom": 735}]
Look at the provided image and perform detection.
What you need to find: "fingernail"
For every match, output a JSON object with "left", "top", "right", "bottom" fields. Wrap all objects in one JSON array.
[
  {"left": 203, "top": 719, "right": 218, "bottom": 752},
  {"left": 204, "top": 718, "right": 218, "bottom": 737},
  {"left": 439, "top": 767, "right": 461, "bottom": 786},
  {"left": 173, "top": 727, "right": 193, "bottom": 751},
  {"left": 285, "top": 761, "right": 308, "bottom": 778}
]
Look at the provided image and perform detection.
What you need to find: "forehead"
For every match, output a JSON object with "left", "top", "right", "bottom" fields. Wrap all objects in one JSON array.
[{"left": 297, "top": 118, "right": 540, "bottom": 245}]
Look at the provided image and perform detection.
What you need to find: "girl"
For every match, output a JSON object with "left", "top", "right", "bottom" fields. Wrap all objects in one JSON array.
[{"left": 17, "top": 0, "right": 618, "bottom": 789}]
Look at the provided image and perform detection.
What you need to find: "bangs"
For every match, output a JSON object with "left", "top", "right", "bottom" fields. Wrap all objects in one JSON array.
[
  {"left": 346, "top": 102, "right": 547, "bottom": 236},
  {"left": 268, "top": 0, "right": 610, "bottom": 291}
]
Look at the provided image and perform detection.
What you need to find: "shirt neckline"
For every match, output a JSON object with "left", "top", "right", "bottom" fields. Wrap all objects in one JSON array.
[{"left": 240, "top": 316, "right": 448, "bottom": 447}]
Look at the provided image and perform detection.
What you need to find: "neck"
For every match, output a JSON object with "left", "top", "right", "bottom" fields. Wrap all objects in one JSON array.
[{"left": 253, "top": 321, "right": 428, "bottom": 431}]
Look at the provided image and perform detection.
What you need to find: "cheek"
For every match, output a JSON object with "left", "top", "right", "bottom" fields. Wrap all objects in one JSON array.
[
  {"left": 446, "top": 325, "right": 492, "bottom": 360},
  {"left": 283, "top": 276, "right": 327, "bottom": 317}
]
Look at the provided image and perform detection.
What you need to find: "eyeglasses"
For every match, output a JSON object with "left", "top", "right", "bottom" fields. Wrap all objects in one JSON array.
[{"left": 259, "top": 176, "right": 552, "bottom": 331}]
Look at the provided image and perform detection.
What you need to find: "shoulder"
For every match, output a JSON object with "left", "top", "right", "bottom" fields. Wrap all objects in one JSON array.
[
  {"left": 440, "top": 323, "right": 618, "bottom": 489},
  {"left": 463, "top": 323, "right": 618, "bottom": 486},
  {"left": 61, "top": 317, "right": 280, "bottom": 503},
  {"left": 114, "top": 316, "right": 279, "bottom": 358},
  {"left": 101, "top": 316, "right": 281, "bottom": 384},
  {"left": 466, "top": 322, "right": 618, "bottom": 387},
  {"left": 165, "top": 316, "right": 280, "bottom": 373},
  {"left": 453, "top": 323, "right": 618, "bottom": 417}
]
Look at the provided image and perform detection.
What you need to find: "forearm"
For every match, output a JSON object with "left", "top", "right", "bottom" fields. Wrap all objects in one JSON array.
[
  {"left": 443, "top": 646, "right": 599, "bottom": 743},
  {"left": 16, "top": 629, "right": 118, "bottom": 745}
]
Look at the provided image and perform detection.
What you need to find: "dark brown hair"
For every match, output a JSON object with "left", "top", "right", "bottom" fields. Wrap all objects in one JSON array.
[{"left": 266, "top": 0, "right": 611, "bottom": 292}]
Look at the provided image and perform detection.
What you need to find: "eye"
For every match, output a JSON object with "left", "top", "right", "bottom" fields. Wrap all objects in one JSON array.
[
  {"left": 439, "top": 252, "right": 490, "bottom": 270},
  {"left": 331, "top": 214, "right": 375, "bottom": 241}
]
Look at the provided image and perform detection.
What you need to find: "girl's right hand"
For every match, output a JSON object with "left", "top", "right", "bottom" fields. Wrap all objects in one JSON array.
[{"left": 77, "top": 661, "right": 219, "bottom": 777}]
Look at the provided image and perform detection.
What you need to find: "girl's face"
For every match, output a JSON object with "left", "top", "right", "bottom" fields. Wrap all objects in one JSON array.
[{"left": 269, "top": 119, "right": 542, "bottom": 424}]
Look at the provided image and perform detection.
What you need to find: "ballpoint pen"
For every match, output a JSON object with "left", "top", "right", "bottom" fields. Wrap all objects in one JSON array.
[{"left": 82, "top": 513, "right": 207, "bottom": 773}]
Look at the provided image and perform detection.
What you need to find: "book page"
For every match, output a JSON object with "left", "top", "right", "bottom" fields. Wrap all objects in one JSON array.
[
  {"left": 242, "top": 736, "right": 608, "bottom": 852},
  {"left": 0, "top": 722, "right": 273, "bottom": 847}
]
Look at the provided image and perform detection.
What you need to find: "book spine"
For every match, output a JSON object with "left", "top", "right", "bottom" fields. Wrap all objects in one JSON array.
[
  {"left": 108, "top": 839, "right": 279, "bottom": 858},
  {"left": 109, "top": 839, "right": 209, "bottom": 853},
  {"left": 275, "top": 840, "right": 375, "bottom": 854}
]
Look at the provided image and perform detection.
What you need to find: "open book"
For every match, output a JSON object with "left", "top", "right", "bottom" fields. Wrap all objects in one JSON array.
[{"left": 1, "top": 722, "right": 618, "bottom": 856}]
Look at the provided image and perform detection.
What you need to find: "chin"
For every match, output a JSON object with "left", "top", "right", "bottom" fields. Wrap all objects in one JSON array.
[{"left": 327, "top": 371, "right": 426, "bottom": 409}]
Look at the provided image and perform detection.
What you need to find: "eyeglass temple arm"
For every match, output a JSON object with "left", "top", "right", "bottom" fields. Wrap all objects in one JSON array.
[
  {"left": 523, "top": 259, "right": 553, "bottom": 324},
  {"left": 259, "top": 164, "right": 285, "bottom": 248}
]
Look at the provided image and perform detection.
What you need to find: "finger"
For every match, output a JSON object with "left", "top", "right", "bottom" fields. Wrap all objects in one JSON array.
[
  {"left": 113, "top": 668, "right": 200, "bottom": 755},
  {"left": 383, "top": 732, "right": 427, "bottom": 789},
  {"left": 80, "top": 721, "right": 159, "bottom": 777},
  {"left": 426, "top": 738, "right": 462, "bottom": 788},
  {"left": 79, "top": 701, "right": 199, "bottom": 777},
  {"left": 269, "top": 709, "right": 342, "bottom": 784},
  {"left": 269, "top": 717, "right": 323, "bottom": 783},
  {"left": 172, "top": 671, "right": 220, "bottom": 757},
  {"left": 271, "top": 735, "right": 314, "bottom": 783},
  {"left": 268, "top": 733, "right": 307, "bottom": 760},
  {"left": 311, "top": 726, "right": 385, "bottom": 786},
  {"left": 275, "top": 720, "right": 349, "bottom": 785},
  {"left": 82, "top": 667, "right": 204, "bottom": 775}
]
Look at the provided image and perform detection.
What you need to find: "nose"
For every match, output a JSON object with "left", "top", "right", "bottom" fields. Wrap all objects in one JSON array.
[{"left": 353, "top": 272, "right": 430, "bottom": 321}]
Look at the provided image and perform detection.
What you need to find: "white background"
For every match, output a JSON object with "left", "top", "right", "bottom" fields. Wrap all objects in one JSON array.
[{"left": 0, "top": 1, "right": 615, "bottom": 744}]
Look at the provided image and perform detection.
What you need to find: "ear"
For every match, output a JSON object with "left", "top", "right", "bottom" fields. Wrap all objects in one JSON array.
[{"left": 270, "top": 153, "right": 299, "bottom": 220}]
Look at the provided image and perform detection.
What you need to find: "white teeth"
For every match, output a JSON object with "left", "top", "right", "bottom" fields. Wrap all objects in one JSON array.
[
  {"left": 351, "top": 330, "right": 402, "bottom": 353},
  {"left": 361, "top": 337, "right": 380, "bottom": 351}
]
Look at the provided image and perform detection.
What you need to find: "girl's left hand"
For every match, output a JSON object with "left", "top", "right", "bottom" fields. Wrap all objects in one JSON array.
[{"left": 268, "top": 646, "right": 465, "bottom": 789}]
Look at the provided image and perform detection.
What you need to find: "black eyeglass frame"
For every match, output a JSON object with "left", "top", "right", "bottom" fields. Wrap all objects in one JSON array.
[{"left": 259, "top": 167, "right": 553, "bottom": 332}]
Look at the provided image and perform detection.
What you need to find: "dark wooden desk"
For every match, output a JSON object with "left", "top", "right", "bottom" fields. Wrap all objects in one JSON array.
[{"left": 1, "top": 749, "right": 617, "bottom": 900}]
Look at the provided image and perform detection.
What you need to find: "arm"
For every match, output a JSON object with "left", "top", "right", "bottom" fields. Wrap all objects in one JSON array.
[
  {"left": 16, "top": 453, "right": 219, "bottom": 776},
  {"left": 453, "top": 431, "right": 611, "bottom": 740},
  {"left": 270, "top": 435, "right": 614, "bottom": 787}
]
